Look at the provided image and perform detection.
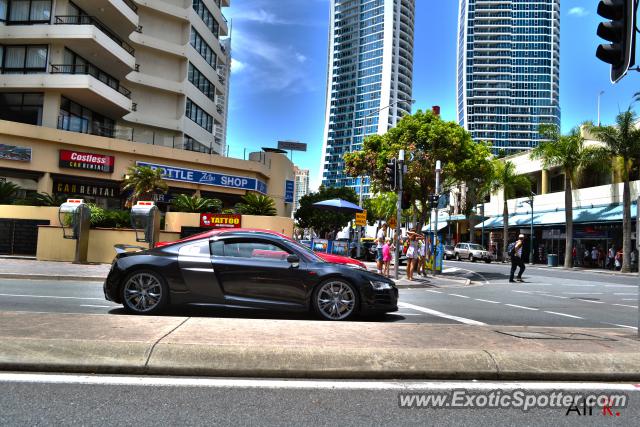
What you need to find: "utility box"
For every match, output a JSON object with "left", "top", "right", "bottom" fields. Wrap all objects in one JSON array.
[
  {"left": 131, "top": 201, "right": 160, "bottom": 249},
  {"left": 58, "top": 199, "right": 91, "bottom": 264}
]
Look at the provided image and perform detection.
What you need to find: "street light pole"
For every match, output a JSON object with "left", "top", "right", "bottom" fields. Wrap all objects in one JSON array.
[
  {"left": 481, "top": 203, "right": 485, "bottom": 248},
  {"left": 521, "top": 192, "right": 535, "bottom": 264},
  {"left": 357, "top": 176, "right": 363, "bottom": 259},
  {"left": 394, "top": 150, "right": 405, "bottom": 280},
  {"left": 432, "top": 160, "right": 442, "bottom": 276}
]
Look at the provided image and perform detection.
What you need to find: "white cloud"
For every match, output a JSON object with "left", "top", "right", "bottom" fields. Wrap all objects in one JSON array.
[
  {"left": 230, "top": 58, "right": 246, "bottom": 74},
  {"left": 232, "top": 8, "right": 289, "bottom": 25},
  {"left": 295, "top": 53, "right": 307, "bottom": 63},
  {"left": 568, "top": 7, "right": 588, "bottom": 17}
]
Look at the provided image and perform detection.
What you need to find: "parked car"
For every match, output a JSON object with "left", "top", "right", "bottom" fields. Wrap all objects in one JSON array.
[
  {"left": 443, "top": 245, "right": 455, "bottom": 260},
  {"left": 106, "top": 228, "right": 396, "bottom": 320},
  {"left": 454, "top": 242, "right": 492, "bottom": 263}
]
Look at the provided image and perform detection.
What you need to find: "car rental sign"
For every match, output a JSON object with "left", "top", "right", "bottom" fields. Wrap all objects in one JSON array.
[
  {"left": 136, "top": 161, "right": 268, "bottom": 194},
  {"left": 200, "top": 213, "right": 242, "bottom": 228}
]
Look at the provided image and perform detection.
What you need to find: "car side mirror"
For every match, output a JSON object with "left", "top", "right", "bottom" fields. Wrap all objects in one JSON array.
[{"left": 287, "top": 254, "right": 300, "bottom": 267}]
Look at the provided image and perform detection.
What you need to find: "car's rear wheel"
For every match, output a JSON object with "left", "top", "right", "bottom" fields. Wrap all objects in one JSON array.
[
  {"left": 455, "top": 253, "right": 461, "bottom": 261},
  {"left": 121, "top": 270, "right": 168, "bottom": 315},
  {"left": 313, "top": 279, "right": 358, "bottom": 321},
  {"left": 470, "top": 255, "right": 476, "bottom": 262}
]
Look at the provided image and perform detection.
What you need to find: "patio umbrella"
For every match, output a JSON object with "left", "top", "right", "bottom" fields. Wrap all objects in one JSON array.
[{"left": 312, "top": 198, "right": 363, "bottom": 213}]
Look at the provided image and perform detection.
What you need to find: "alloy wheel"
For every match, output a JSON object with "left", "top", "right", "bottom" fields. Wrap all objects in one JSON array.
[
  {"left": 123, "top": 272, "right": 163, "bottom": 313},
  {"left": 316, "top": 280, "right": 356, "bottom": 320}
]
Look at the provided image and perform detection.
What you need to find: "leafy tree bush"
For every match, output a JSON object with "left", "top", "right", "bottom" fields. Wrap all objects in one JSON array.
[
  {"left": 171, "top": 194, "right": 223, "bottom": 213},
  {"left": 235, "top": 193, "right": 277, "bottom": 216}
]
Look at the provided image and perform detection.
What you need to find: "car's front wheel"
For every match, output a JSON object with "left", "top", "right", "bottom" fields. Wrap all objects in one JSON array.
[
  {"left": 313, "top": 279, "right": 358, "bottom": 321},
  {"left": 470, "top": 254, "right": 476, "bottom": 262},
  {"left": 455, "top": 253, "right": 461, "bottom": 261},
  {"left": 121, "top": 270, "right": 168, "bottom": 315}
]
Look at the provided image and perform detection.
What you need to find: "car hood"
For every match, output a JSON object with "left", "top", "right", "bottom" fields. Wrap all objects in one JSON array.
[{"left": 316, "top": 252, "right": 367, "bottom": 269}]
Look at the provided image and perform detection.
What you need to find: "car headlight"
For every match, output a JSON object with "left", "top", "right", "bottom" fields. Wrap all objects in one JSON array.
[
  {"left": 370, "top": 280, "right": 393, "bottom": 290},
  {"left": 345, "top": 263, "right": 366, "bottom": 270}
]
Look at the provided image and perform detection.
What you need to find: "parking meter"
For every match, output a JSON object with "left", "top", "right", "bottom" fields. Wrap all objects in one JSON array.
[
  {"left": 58, "top": 199, "right": 91, "bottom": 263},
  {"left": 131, "top": 201, "right": 160, "bottom": 249}
]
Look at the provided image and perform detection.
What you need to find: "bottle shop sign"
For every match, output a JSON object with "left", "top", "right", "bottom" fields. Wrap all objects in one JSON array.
[
  {"left": 59, "top": 150, "right": 114, "bottom": 173},
  {"left": 200, "top": 213, "right": 242, "bottom": 228}
]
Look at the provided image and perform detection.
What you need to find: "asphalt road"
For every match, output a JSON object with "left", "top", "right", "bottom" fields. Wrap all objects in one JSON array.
[
  {"left": 1, "top": 373, "right": 638, "bottom": 426},
  {"left": 0, "top": 260, "right": 637, "bottom": 329}
]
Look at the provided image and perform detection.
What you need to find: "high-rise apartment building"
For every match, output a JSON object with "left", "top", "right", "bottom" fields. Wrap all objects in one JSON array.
[
  {"left": 457, "top": 0, "right": 560, "bottom": 155},
  {"left": 292, "top": 166, "right": 309, "bottom": 217},
  {"left": 321, "top": 0, "right": 415, "bottom": 196},
  {"left": 0, "top": 0, "right": 230, "bottom": 155}
]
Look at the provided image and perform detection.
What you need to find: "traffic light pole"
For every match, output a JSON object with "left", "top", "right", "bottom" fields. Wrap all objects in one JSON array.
[
  {"left": 432, "top": 160, "right": 442, "bottom": 276},
  {"left": 394, "top": 150, "right": 404, "bottom": 280}
]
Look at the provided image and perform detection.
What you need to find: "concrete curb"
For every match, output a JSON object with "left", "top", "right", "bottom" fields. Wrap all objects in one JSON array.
[
  {"left": 2, "top": 339, "right": 640, "bottom": 381},
  {"left": 0, "top": 273, "right": 105, "bottom": 282}
]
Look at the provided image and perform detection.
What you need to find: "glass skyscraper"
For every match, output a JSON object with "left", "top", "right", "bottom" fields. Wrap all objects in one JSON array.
[
  {"left": 457, "top": 0, "right": 560, "bottom": 155},
  {"left": 321, "top": 0, "right": 415, "bottom": 195}
]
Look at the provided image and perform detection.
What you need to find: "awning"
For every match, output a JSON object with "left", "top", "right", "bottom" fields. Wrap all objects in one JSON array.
[
  {"left": 422, "top": 221, "right": 448, "bottom": 232},
  {"left": 476, "top": 202, "right": 638, "bottom": 229}
]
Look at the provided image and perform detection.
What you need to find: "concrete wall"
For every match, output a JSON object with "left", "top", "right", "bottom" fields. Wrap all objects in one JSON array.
[
  {"left": 164, "top": 212, "right": 294, "bottom": 236},
  {"left": 0, "top": 205, "right": 60, "bottom": 224},
  {"left": 36, "top": 227, "right": 180, "bottom": 263}
]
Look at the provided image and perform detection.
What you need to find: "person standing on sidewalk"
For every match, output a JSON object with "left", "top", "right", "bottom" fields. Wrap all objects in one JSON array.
[
  {"left": 509, "top": 234, "right": 526, "bottom": 283},
  {"left": 375, "top": 223, "right": 388, "bottom": 274},
  {"left": 607, "top": 244, "right": 615, "bottom": 270},
  {"left": 382, "top": 238, "right": 392, "bottom": 277}
]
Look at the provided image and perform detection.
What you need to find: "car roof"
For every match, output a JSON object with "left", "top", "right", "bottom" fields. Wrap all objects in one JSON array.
[{"left": 171, "top": 228, "right": 289, "bottom": 245}]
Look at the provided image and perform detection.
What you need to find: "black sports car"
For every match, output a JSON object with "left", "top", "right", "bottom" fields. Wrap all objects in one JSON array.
[{"left": 104, "top": 229, "right": 398, "bottom": 320}]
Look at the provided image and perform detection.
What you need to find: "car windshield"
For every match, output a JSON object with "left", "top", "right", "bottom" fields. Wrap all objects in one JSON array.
[
  {"left": 288, "top": 239, "right": 325, "bottom": 263},
  {"left": 469, "top": 244, "right": 485, "bottom": 251}
]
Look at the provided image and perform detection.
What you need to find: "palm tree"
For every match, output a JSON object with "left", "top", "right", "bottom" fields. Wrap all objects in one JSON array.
[
  {"left": 170, "top": 194, "right": 222, "bottom": 213},
  {"left": 589, "top": 109, "right": 640, "bottom": 272},
  {"left": 0, "top": 181, "right": 20, "bottom": 204},
  {"left": 28, "top": 192, "right": 68, "bottom": 207},
  {"left": 490, "top": 160, "right": 531, "bottom": 261},
  {"left": 235, "top": 193, "right": 277, "bottom": 216},
  {"left": 532, "top": 125, "right": 608, "bottom": 268},
  {"left": 121, "top": 165, "right": 168, "bottom": 205}
]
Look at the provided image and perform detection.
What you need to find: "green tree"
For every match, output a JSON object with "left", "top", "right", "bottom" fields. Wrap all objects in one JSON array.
[
  {"left": 0, "top": 181, "right": 20, "bottom": 204},
  {"left": 18, "top": 192, "right": 67, "bottom": 206},
  {"left": 171, "top": 194, "right": 222, "bottom": 213},
  {"left": 235, "top": 193, "right": 277, "bottom": 216},
  {"left": 532, "top": 125, "right": 608, "bottom": 268},
  {"left": 490, "top": 160, "right": 531, "bottom": 261},
  {"left": 121, "top": 165, "right": 168, "bottom": 205},
  {"left": 294, "top": 186, "right": 358, "bottom": 237},
  {"left": 363, "top": 192, "right": 397, "bottom": 226},
  {"left": 589, "top": 110, "right": 640, "bottom": 272},
  {"left": 344, "top": 110, "right": 494, "bottom": 228}
]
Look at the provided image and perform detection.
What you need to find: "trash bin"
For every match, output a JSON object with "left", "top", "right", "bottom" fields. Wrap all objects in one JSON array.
[{"left": 547, "top": 254, "right": 558, "bottom": 267}]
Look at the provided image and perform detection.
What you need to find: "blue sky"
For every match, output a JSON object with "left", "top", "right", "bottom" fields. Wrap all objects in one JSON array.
[{"left": 224, "top": 1, "right": 640, "bottom": 190}]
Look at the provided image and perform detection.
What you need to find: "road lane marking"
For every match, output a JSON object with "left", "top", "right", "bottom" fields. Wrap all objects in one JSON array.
[
  {"left": 449, "top": 293, "right": 470, "bottom": 299},
  {"left": 512, "top": 290, "right": 534, "bottom": 294},
  {"left": 79, "top": 304, "right": 112, "bottom": 308},
  {"left": 576, "top": 299, "right": 604, "bottom": 304},
  {"left": 424, "top": 290, "right": 443, "bottom": 294},
  {"left": 539, "top": 294, "right": 569, "bottom": 299},
  {"left": 474, "top": 299, "right": 500, "bottom": 304},
  {"left": 1, "top": 373, "right": 639, "bottom": 390},
  {"left": 601, "top": 323, "right": 638, "bottom": 330},
  {"left": 559, "top": 284, "right": 595, "bottom": 287},
  {"left": 505, "top": 304, "right": 538, "bottom": 311},
  {"left": 614, "top": 293, "right": 637, "bottom": 296},
  {"left": 398, "top": 302, "right": 486, "bottom": 325},
  {"left": 524, "top": 284, "right": 552, "bottom": 286},
  {"left": 544, "top": 311, "right": 582, "bottom": 319},
  {"left": 605, "top": 285, "right": 636, "bottom": 288},
  {"left": 612, "top": 304, "right": 639, "bottom": 309},
  {"left": 0, "top": 293, "right": 103, "bottom": 301},
  {"left": 622, "top": 298, "right": 637, "bottom": 301},
  {"left": 563, "top": 292, "right": 603, "bottom": 295},
  {"left": 442, "top": 268, "right": 460, "bottom": 273}
]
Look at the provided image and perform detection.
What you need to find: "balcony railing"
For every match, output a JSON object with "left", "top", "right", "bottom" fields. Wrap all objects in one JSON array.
[
  {"left": 57, "top": 115, "right": 116, "bottom": 139},
  {"left": 55, "top": 15, "right": 135, "bottom": 55},
  {"left": 50, "top": 64, "right": 132, "bottom": 99},
  {"left": 122, "top": 0, "right": 138, "bottom": 13}
]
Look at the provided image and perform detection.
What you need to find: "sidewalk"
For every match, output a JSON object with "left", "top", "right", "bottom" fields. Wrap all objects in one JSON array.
[{"left": 1, "top": 310, "right": 638, "bottom": 380}]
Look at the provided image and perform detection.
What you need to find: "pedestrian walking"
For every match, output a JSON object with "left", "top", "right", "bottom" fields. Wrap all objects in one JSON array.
[
  {"left": 417, "top": 238, "right": 427, "bottom": 276},
  {"left": 405, "top": 231, "right": 421, "bottom": 281},
  {"left": 508, "top": 234, "right": 526, "bottom": 283},
  {"left": 607, "top": 244, "right": 615, "bottom": 270},
  {"left": 375, "top": 223, "right": 388, "bottom": 274},
  {"left": 382, "top": 238, "right": 392, "bottom": 277},
  {"left": 591, "top": 246, "right": 598, "bottom": 268},
  {"left": 614, "top": 248, "right": 623, "bottom": 271}
]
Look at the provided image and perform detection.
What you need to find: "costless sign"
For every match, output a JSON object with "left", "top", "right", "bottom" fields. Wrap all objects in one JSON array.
[
  {"left": 137, "top": 161, "right": 268, "bottom": 194},
  {"left": 277, "top": 141, "right": 307, "bottom": 152},
  {"left": 59, "top": 150, "right": 114, "bottom": 173},
  {"left": 200, "top": 213, "right": 242, "bottom": 228}
]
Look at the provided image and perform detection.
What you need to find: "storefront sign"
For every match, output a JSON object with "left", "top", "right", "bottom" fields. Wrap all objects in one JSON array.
[
  {"left": 137, "top": 162, "right": 268, "bottom": 194},
  {"left": 355, "top": 210, "right": 367, "bottom": 227},
  {"left": 285, "top": 180, "right": 294, "bottom": 203},
  {"left": 277, "top": 141, "right": 307, "bottom": 152},
  {"left": 59, "top": 150, "right": 114, "bottom": 173},
  {"left": 53, "top": 179, "right": 120, "bottom": 198},
  {"left": 0, "top": 144, "right": 31, "bottom": 162},
  {"left": 200, "top": 213, "right": 242, "bottom": 228}
]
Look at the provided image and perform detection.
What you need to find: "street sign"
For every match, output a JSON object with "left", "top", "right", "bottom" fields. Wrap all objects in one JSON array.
[
  {"left": 277, "top": 141, "right": 307, "bottom": 152},
  {"left": 388, "top": 217, "right": 396, "bottom": 229},
  {"left": 355, "top": 210, "right": 367, "bottom": 226}
]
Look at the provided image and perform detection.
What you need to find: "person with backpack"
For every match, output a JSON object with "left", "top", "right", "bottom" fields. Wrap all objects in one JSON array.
[{"left": 508, "top": 234, "right": 526, "bottom": 283}]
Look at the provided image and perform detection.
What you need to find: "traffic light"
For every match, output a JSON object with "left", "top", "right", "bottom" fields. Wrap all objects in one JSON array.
[
  {"left": 596, "top": 0, "right": 638, "bottom": 83},
  {"left": 428, "top": 194, "right": 440, "bottom": 210},
  {"left": 401, "top": 192, "right": 411, "bottom": 210},
  {"left": 385, "top": 158, "right": 397, "bottom": 190}
]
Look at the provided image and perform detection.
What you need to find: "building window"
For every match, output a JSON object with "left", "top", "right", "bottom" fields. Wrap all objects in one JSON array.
[
  {"left": 192, "top": 0, "right": 219, "bottom": 38},
  {"left": 188, "top": 63, "right": 215, "bottom": 101},
  {"left": 185, "top": 98, "right": 213, "bottom": 132},
  {"left": 0, "top": 45, "right": 47, "bottom": 73},
  {"left": 0, "top": 92, "right": 43, "bottom": 125},
  {"left": 190, "top": 28, "right": 217, "bottom": 69},
  {"left": 5, "top": 0, "right": 51, "bottom": 24},
  {"left": 184, "top": 135, "right": 212, "bottom": 154},
  {"left": 58, "top": 96, "right": 115, "bottom": 138}
]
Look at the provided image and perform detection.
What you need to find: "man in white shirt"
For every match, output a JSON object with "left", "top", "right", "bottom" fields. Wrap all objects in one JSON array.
[{"left": 376, "top": 223, "right": 388, "bottom": 274}]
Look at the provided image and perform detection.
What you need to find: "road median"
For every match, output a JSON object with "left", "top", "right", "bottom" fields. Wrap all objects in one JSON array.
[{"left": 0, "top": 311, "right": 639, "bottom": 381}]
